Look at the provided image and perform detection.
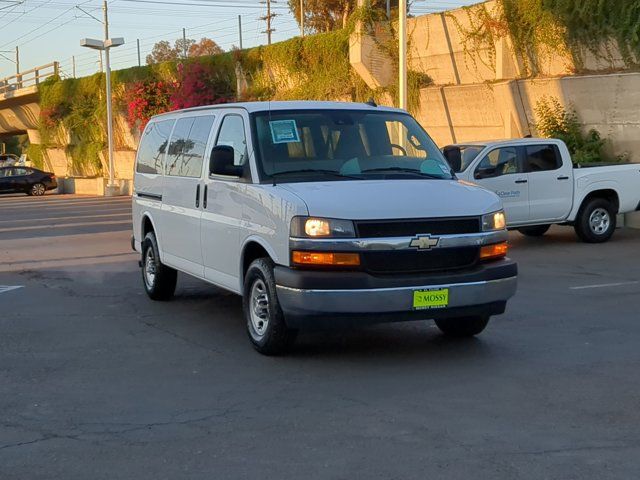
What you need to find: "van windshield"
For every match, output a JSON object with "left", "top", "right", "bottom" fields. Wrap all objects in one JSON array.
[{"left": 251, "top": 109, "right": 453, "bottom": 182}]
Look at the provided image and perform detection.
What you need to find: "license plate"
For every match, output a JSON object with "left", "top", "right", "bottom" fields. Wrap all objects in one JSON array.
[{"left": 413, "top": 288, "right": 449, "bottom": 310}]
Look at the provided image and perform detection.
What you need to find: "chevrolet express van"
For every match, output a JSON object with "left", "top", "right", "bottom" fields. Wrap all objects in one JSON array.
[{"left": 132, "top": 101, "right": 517, "bottom": 355}]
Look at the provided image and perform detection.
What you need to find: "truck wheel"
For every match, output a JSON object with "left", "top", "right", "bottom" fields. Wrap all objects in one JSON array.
[
  {"left": 574, "top": 198, "right": 616, "bottom": 243},
  {"left": 141, "top": 231, "right": 177, "bottom": 301},
  {"left": 518, "top": 225, "right": 550, "bottom": 237},
  {"left": 243, "top": 258, "right": 297, "bottom": 355},
  {"left": 434, "top": 315, "right": 490, "bottom": 337}
]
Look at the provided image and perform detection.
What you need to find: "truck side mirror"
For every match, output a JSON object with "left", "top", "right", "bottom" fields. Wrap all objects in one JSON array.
[
  {"left": 442, "top": 146, "right": 462, "bottom": 172},
  {"left": 210, "top": 145, "right": 243, "bottom": 177}
]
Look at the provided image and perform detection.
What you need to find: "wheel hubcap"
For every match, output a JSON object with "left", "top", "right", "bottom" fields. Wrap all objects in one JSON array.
[
  {"left": 144, "top": 248, "right": 156, "bottom": 287},
  {"left": 589, "top": 208, "right": 610, "bottom": 235},
  {"left": 249, "top": 279, "right": 270, "bottom": 337},
  {"left": 33, "top": 184, "right": 45, "bottom": 195}
]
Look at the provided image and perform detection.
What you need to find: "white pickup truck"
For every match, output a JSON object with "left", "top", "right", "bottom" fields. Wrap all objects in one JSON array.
[{"left": 443, "top": 138, "right": 640, "bottom": 242}]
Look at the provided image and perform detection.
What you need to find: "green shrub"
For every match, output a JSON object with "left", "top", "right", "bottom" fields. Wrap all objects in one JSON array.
[{"left": 534, "top": 96, "right": 606, "bottom": 164}]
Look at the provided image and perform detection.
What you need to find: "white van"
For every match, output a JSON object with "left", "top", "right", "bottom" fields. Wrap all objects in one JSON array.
[{"left": 132, "top": 101, "right": 517, "bottom": 354}]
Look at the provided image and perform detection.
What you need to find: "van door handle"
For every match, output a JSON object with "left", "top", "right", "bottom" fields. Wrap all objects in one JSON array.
[
  {"left": 557, "top": 175, "right": 569, "bottom": 180},
  {"left": 203, "top": 185, "right": 208, "bottom": 209},
  {"left": 515, "top": 179, "right": 528, "bottom": 184},
  {"left": 195, "top": 184, "right": 200, "bottom": 208}
]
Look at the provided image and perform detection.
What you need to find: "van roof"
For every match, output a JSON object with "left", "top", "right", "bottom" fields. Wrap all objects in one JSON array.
[{"left": 151, "top": 100, "right": 406, "bottom": 119}]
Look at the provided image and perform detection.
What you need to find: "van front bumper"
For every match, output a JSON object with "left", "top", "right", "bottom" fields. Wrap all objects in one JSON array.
[{"left": 274, "top": 259, "right": 517, "bottom": 328}]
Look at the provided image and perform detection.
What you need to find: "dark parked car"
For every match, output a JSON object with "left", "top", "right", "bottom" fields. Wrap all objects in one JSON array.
[{"left": 0, "top": 167, "right": 57, "bottom": 196}]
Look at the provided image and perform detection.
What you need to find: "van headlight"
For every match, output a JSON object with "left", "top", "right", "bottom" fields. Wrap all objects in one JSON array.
[
  {"left": 482, "top": 210, "right": 506, "bottom": 231},
  {"left": 290, "top": 217, "right": 356, "bottom": 238}
]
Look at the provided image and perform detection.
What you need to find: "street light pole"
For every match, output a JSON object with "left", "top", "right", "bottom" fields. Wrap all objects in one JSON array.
[
  {"left": 398, "top": 0, "right": 407, "bottom": 110},
  {"left": 102, "top": 0, "right": 116, "bottom": 190}
]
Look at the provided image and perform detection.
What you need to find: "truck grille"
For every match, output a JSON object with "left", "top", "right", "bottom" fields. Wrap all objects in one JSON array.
[
  {"left": 355, "top": 217, "right": 480, "bottom": 238},
  {"left": 361, "top": 247, "right": 479, "bottom": 274}
]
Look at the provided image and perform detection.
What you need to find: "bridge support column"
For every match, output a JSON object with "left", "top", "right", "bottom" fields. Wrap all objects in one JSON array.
[{"left": 26, "top": 129, "right": 41, "bottom": 145}]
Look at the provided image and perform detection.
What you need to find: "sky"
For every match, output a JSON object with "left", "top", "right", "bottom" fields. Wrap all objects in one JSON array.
[{"left": 0, "top": 0, "right": 478, "bottom": 80}]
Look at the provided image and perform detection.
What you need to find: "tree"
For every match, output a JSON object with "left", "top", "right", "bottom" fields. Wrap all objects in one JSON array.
[
  {"left": 188, "top": 38, "right": 224, "bottom": 57},
  {"left": 146, "top": 40, "right": 176, "bottom": 64},
  {"left": 146, "top": 37, "right": 223, "bottom": 64},
  {"left": 288, "top": 0, "right": 355, "bottom": 33}
]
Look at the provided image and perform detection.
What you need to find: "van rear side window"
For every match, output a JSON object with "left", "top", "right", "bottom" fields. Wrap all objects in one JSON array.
[
  {"left": 166, "top": 115, "right": 215, "bottom": 177},
  {"left": 136, "top": 119, "right": 175, "bottom": 175}
]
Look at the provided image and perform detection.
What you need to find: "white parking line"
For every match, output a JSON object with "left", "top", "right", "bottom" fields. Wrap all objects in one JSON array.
[
  {"left": 0, "top": 285, "right": 23, "bottom": 294},
  {"left": 570, "top": 281, "right": 639, "bottom": 290}
]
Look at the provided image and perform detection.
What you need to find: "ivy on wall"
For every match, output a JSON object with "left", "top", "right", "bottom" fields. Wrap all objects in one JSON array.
[{"left": 451, "top": 0, "right": 640, "bottom": 77}]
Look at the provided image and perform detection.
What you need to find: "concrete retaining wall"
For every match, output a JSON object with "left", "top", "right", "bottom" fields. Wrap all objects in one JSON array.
[{"left": 415, "top": 72, "right": 640, "bottom": 161}]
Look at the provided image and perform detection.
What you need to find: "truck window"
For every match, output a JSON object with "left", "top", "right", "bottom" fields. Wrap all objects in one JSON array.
[
  {"left": 524, "top": 144, "right": 561, "bottom": 172},
  {"left": 165, "top": 115, "right": 215, "bottom": 177},
  {"left": 216, "top": 115, "right": 247, "bottom": 166},
  {"left": 136, "top": 119, "right": 174, "bottom": 175},
  {"left": 474, "top": 147, "right": 519, "bottom": 179}
]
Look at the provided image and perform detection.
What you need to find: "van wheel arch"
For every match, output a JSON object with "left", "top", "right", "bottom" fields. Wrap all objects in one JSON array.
[
  {"left": 142, "top": 215, "right": 155, "bottom": 238},
  {"left": 241, "top": 242, "right": 273, "bottom": 283}
]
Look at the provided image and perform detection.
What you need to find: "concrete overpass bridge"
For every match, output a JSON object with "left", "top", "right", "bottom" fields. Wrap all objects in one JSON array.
[{"left": 0, "top": 62, "right": 58, "bottom": 140}]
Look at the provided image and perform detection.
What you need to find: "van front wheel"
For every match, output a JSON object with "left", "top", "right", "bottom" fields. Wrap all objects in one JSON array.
[
  {"left": 141, "top": 232, "right": 177, "bottom": 301},
  {"left": 243, "top": 258, "right": 296, "bottom": 355}
]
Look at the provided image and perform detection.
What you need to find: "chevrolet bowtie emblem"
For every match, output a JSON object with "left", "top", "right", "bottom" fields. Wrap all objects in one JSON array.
[{"left": 409, "top": 235, "right": 440, "bottom": 250}]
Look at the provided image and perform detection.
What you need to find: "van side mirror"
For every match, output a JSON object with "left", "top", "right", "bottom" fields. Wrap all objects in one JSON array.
[{"left": 210, "top": 145, "right": 243, "bottom": 177}]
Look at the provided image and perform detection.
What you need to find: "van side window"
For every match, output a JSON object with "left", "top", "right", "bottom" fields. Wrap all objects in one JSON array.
[
  {"left": 524, "top": 144, "right": 561, "bottom": 172},
  {"left": 166, "top": 115, "right": 215, "bottom": 177},
  {"left": 136, "top": 119, "right": 174, "bottom": 175},
  {"left": 216, "top": 115, "right": 247, "bottom": 166},
  {"left": 475, "top": 147, "right": 519, "bottom": 179}
]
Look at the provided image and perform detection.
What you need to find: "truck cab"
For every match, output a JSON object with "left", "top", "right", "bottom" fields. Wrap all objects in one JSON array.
[
  {"left": 132, "top": 101, "right": 518, "bottom": 354},
  {"left": 444, "top": 139, "right": 640, "bottom": 242}
]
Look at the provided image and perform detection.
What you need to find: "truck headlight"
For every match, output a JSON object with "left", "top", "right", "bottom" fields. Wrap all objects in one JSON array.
[
  {"left": 290, "top": 217, "right": 356, "bottom": 238},
  {"left": 482, "top": 210, "right": 506, "bottom": 231}
]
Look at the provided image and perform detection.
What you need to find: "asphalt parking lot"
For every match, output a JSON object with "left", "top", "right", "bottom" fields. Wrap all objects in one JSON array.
[{"left": 1, "top": 194, "right": 639, "bottom": 479}]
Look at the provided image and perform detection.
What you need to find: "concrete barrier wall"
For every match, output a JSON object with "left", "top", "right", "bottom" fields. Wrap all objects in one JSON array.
[{"left": 416, "top": 72, "right": 640, "bottom": 162}]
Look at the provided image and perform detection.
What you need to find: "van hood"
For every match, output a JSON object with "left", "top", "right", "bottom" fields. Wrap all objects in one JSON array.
[{"left": 279, "top": 179, "right": 502, "bottom": 220}]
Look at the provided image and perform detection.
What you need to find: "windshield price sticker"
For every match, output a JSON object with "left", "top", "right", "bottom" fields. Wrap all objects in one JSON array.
[
  {"left": 270, "top": 120, "right": 300, "bottom": 144},
  {"left": 413, "top": 288, "right": 449, "bottom": 310}
]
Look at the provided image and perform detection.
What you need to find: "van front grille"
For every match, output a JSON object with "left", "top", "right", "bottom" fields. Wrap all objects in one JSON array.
[
  {"left": 361, "top": 248, "right": 479, "bottom": 274},
  {"left": 355, "top": 217, "right": 481, "bottom": 238}
]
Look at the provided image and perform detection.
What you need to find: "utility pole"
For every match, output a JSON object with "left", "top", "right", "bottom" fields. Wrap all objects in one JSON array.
[
  {"left": 300, "top": 0, "right": 304, "bottom": 37},
  {"left": 15, "top": 46, "right": 19, "bottom": 75},
  {"left": 137, "top": 38, "right": 141, "bottom": 66},
  {"left": 182, "top": 27, "right": 187, "bottom": 58},
  {"left": 386, "top": 0, "right": 391, "bottom": 19},
  {"left": 238, "top": 15, "right": 243, "bottom": 49},
  {"left": 99, "top": 51, "right": 103, "bottom": 72},
  {"left": 72, "top": 56, "right": 76, "bottom": 77},
  {"left": 103, "top": 0, "right": 116, "bottom": 191},
  {"left": 398, "top": 0, "right": 407, "bottom": 110},
  {"left": 260, "top": 0, "right": 275, "bottom": 45}
]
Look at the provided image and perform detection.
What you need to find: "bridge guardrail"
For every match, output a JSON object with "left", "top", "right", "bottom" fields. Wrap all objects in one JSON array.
[{"left": 0, "top": 62, "right": 59, "bottom": 96}]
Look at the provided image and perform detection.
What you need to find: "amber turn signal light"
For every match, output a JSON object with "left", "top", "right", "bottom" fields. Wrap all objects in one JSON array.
[
  {"left": 292, "top": 251, "right": 361, "bottom": 266},
  {"left": 480, "top": 242, "right": 508, "bottom": 260}
]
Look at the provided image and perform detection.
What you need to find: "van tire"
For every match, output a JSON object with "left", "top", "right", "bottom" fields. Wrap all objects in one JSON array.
[
  {"left": 518, "top": 225, "right": 550, "bottom": 237},
  {"left": 243, "top": 258, "right": 296, "bottom": 355},
  {"left": 141, "top": 231, "right": 177, "bottom": 301},
  {"left": 574, "top": 198, "right": 616, "bottom": 243},
  {"left": 434, "top": 315, "right": 490, "bottom": 337}
]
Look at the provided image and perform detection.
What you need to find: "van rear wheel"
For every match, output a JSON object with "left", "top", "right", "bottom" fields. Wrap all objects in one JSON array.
[
  {"left": 434, "top": 315, "right": 490, "bottom": 337},
  {"left": 243, "top": 258, "right": 296, "bottom": 355},
  {"left": 141, "top": 231, "right": 177, "bottom": 301}
]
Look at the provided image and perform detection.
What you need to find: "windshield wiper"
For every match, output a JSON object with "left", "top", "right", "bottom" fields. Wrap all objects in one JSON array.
[
  {"left": 359, "top": 167, "right": 448, "bottom": 179},
  {"left": 270, "top": 169, "right": 362, "bottom": 182}
]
